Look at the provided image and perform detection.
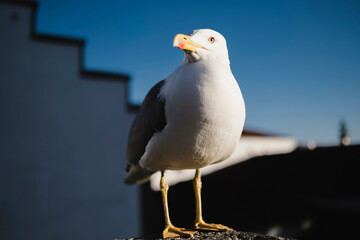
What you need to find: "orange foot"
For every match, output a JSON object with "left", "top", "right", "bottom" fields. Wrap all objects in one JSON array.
[
  {"left": 163, "top": 224, "right": 197, "bottom": 238},
  {"left": 194, "top": 220, "right": 233, "bottom": 231}
]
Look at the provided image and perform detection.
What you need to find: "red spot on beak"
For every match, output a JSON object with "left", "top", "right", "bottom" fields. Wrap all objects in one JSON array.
[{"left": 178, "top": 41, "right": 185, "bottom": 49}]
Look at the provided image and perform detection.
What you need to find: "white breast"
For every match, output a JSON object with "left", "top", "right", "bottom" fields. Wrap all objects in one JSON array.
[{"left": 140, "top": 61, "right": 245, "bottom": 171}]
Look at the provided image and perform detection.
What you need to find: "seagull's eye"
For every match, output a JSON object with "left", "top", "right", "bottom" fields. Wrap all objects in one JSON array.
[{"left": 208, "top": 37, "right": 215, "bottom": 43}]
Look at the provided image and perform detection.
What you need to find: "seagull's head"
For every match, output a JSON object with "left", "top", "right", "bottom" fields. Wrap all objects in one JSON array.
[{"left": 173, "top": 29, "right": 230, "bottom": 66}]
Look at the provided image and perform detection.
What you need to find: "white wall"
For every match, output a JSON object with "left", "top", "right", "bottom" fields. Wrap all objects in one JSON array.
[{"left": 0, "top": 2, "right": 139, "bottom": 239}]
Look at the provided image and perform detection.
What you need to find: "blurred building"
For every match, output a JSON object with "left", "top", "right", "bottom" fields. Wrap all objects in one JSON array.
[
  {"left": 142, "top": 145, "right": 360, "bottom": 240},
  {"left": 0, "top": 1, "right": 139, "bottom": 239}
]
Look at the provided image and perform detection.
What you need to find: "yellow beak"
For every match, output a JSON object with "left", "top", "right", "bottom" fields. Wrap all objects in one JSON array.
[{"left": 173, "top": 34, "right": 203, "bottom": 52}]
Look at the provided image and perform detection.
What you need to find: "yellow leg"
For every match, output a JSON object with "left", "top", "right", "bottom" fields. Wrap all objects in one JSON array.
[
  {"left": 160, "top": 171, "right": 197, "bottom": 238},
  {"left": 193, "top": 169, "right": 233, "bottom": 231}
]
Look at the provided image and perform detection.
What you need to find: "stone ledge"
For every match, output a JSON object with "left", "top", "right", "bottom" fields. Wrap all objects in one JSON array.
[{"left": 119, "top": 230, "right": 296, "bottom": 240}]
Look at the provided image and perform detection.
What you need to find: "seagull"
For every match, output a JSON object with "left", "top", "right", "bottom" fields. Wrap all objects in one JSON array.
[{"left": 125, "top": 29, "right": 245, "bottom": 238}]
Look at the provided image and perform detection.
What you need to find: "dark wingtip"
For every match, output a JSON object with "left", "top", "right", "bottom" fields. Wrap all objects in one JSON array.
[
  {"left": 125, "top": 164, "right": 131, "bottom": 173},
  {"left": 124, "top": 164, "right": 155, "bottom": 185}
]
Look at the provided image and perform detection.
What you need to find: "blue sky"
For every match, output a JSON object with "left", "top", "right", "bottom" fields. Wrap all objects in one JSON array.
[{"left": 34, "top": 0, "right": 360, "bottom": 145}]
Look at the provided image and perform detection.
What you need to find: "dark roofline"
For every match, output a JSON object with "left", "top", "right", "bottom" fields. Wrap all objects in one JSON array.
[
  {"left": 242, "top": 128, "right": 289, "bottom": 137},
  {"left": 81, "top": 70, "right": 130, "bottom": 81},
  {"left": 33, "top": 33, "right": 85, "bottom": 46},
  {"left": 242, "top": 130, "right": 271, "bottom": 137},
  {"left": 0, "top": 0, "right": 37, "bottom": 8},
  {"left": 1, "top": 0, "right": 138, "bottom": 112}
]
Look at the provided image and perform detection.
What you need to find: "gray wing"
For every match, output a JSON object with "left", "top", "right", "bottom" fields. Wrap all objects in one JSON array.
[{"left": 125, "top": 80, "right": 166, "bottom": 184}]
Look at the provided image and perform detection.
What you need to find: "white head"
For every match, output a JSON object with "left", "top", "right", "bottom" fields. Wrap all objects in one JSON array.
[{"left": 173, "top": 29, "right": 230, "bottom": 66}]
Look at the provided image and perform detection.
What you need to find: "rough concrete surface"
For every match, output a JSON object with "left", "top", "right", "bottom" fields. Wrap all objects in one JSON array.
[{"left": 118, "top": 230, "right": 296, "bottom": 240}]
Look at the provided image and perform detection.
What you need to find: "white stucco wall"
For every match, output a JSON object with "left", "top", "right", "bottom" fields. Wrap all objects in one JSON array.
[{"left": 0, "top": 2, "right": 139, "bottom": 239}]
